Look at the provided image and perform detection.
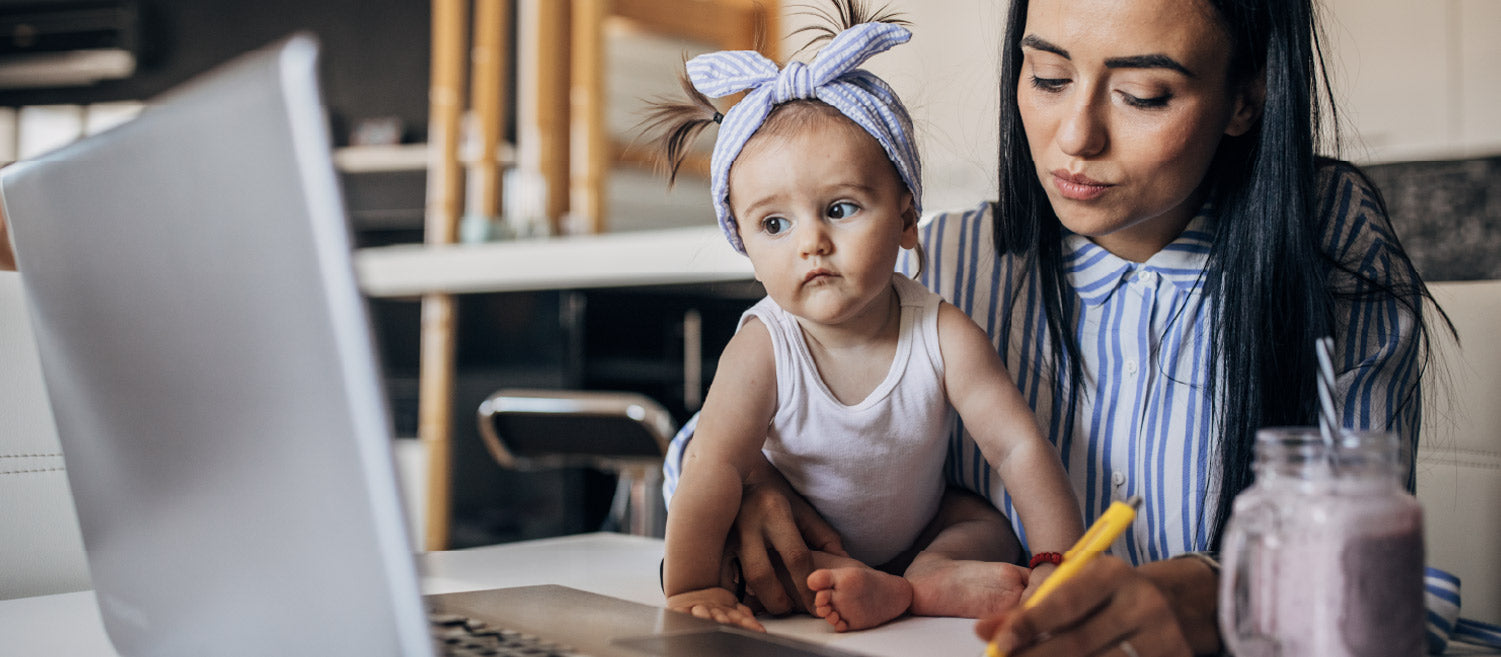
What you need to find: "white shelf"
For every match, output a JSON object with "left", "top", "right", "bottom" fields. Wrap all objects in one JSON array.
[
  {"left": 332, "top": 142, "right": 517, "bottom": 174},
  {"left": 353, "top": 225, "right": 754, "bottom": 297}
]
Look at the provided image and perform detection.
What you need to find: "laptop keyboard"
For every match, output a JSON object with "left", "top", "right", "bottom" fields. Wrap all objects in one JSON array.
[{"left": 429, "top": 611, "right": 592, "bottom": 657}]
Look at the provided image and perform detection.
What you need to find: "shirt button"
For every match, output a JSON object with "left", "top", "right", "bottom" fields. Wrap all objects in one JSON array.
[
  {"left": 1112, "top": 470, "right": 1126, "bottom": 487},
  {"left": 1125, "top": 359, "right": 1139, "bottom": 375}
]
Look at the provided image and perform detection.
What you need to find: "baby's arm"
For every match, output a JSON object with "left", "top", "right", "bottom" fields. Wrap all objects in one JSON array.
[
  {"left": 935, "top": 304, "right": 1084, "bottom": 584},
  {"left": 663, "top": 318, "right": 779, "bottom": 631}
]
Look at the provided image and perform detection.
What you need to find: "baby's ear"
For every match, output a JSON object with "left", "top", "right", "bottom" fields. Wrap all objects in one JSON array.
[{"left": 899, "top": 193, "right": 920, "bottom": 249}]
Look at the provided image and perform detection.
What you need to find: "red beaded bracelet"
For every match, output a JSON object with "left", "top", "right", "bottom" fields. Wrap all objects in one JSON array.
[{"left": 1027, "top": 552, "right": 1064, "bottom": 569}]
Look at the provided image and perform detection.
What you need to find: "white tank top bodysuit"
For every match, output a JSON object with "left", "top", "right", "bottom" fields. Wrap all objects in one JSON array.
[{"left": 742, "top": 274, "right": 952, "bottom": 566}]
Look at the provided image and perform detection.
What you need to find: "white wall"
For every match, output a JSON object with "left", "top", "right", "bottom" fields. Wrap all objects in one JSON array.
[
  {"left": 1321, "top": 0, "right": 1501, "bottom": 163},
  {"left": 782, "top": 1, "right": 1005, "bottom": 215}
]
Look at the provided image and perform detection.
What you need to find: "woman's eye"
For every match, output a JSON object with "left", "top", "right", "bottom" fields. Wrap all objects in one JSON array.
[
  {"left": 1029, "top": 75, "right": 1068, "bottom": 92},
  {"left": 827, "top": 201, "right": 860, "bottom": 219},
  {"left": 761, "top": 216, "right": 791, "bottom": 235},
  {"left": 1121, "top": 91, "right": 1172, "bottom": 109}
]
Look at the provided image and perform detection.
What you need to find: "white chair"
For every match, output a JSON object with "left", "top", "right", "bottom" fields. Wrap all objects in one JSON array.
[
  {"left": 1416, "top": 279, "right": 1501, "bottom": 625},
  {"left": 0, "top": 272, "right": 89, "bottom": 599}
]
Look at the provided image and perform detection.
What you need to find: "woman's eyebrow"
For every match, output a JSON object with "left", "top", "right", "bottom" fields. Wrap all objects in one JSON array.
[
  {"left": 1105, "top": 53, "right": 1195, "bottom": 77},
  {"left": 1020, "top": 35, "right": 1069, "bottom": 58},
  {"left": 1021, "top": 35, "right": 1196, "bottom": 78}
]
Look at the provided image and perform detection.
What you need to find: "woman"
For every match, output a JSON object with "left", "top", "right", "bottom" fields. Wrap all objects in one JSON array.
[{"left": 665, "top": 0, "right": 1448, "bottom": 653}]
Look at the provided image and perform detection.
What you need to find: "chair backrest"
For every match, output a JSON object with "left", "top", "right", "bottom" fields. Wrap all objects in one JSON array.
[
  {"left": 476, "top": 388, "right": 674, "bottom": 471},
  {"left": 0, "top": 271, "right": 90, "bottom": 599},
  {"left": 1416, "top": 279, "right": 1501, "bottom": 624}
]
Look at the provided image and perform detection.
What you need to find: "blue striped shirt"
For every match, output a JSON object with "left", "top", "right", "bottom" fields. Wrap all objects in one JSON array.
[{"left": 663, "top": 165, "right": 1422, "bottom": 564}]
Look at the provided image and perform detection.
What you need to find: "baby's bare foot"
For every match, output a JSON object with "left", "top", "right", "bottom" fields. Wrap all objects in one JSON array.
[
  {"left": 905, "top": 557, "right": 1028, "bottom": 619},
  {"left": 806, "top": 566, "right": 913, "bottom": 632}
]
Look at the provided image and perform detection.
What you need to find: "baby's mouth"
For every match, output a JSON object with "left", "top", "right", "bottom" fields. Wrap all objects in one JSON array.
[{"left": 803, "top": 268, "right": 836, "bottom": 284}]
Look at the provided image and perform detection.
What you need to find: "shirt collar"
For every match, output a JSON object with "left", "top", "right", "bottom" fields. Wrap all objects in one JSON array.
[{"left": 1064, "top": 205, "right": 1216, "bottom": 306}]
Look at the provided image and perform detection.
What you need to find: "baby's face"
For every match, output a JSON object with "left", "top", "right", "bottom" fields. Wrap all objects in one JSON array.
[{"left": 727, "top": 114, "right": 917, "bottom": 329}]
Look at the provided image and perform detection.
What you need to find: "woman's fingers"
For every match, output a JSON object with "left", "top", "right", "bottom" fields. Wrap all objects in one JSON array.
[
  {"left": 986, "top": 569, "right": 1112, "bottom": 656},
  {"left": 735, "top": 525, "right": 794, "bottom": 615},
  {"left": 974, "top": 610, "right": 1007, "bottom": 642},
  {"left": 729, "top": 457, "right": 847, "bottom": 615},
  {"left": 978, "top": 556, "right": 1192, "bottom": 657},
  {"left": 762, "top": 506, "right": 819, "bottom": 611},
  {"left": 791, "top": 493, "right": 847, "bottom": 557},
  {"left": 734, "top": 491, "right": 799, "bottom": 614}
]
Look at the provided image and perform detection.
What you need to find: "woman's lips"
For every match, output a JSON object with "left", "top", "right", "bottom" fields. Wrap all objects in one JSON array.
[{"left": 1051, "top": 170, "right": 1113, "bottom": 201}]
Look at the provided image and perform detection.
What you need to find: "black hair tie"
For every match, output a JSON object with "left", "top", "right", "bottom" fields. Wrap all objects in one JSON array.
[{"left": 712, "top": 111, "right": 723, "bottom": 124}]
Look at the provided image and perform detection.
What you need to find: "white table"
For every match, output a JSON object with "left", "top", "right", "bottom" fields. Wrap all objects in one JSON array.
[
  {"left": 9, "top": 532, "right": 1496, "bottom": 656},
  {"left": 0, "top": 532, "right": 986, "bottom": 656}
]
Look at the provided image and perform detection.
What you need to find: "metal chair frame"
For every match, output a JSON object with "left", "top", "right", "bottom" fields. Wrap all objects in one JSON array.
[{"left": 477, "top": 388, "right": 674, "bottom": 537}]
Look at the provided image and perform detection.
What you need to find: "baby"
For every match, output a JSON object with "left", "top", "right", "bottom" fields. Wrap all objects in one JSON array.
[{"left": 645, "top": 6, "right": 1083, "bottom": 633}]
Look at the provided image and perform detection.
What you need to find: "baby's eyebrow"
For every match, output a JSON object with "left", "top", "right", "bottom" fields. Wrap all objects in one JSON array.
[
  {"left": 824, "top": 181, "right": 879, "bottom": 195},
  {"left": 738, "top": 199, "right": 778, "bottom": 218}
]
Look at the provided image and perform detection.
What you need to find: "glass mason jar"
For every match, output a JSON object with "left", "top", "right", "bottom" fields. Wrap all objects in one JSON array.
[{"left": 1219, "top": 428, "right": 1424, "bottom": 657}]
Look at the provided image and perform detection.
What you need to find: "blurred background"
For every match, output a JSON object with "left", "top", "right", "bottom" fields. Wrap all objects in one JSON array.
[{"left": 1, "top": 0, "right": 1495, "bottom": 551}]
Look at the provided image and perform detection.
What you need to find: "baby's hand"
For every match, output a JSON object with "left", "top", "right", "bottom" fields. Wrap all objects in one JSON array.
[
  {"left": 667, "top": 587, "right": 765, "bottom": 632},
  {"left": 1019, "top": 562, "right": 1058, "bottom": 603}
]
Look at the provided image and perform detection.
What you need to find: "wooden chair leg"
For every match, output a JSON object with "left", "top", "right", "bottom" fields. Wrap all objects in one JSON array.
[{"left": 420, "top": 0, "right": 470, "bottom": 552}]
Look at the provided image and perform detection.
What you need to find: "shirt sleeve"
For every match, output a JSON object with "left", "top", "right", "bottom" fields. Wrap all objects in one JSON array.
[
  {"left": 1319, "top": 163, "right": 1426, "bottom": 489},
  {"left": 902, "top": 201, "right": 1005, "bottom": 496},
  {"left": 661, "top": 411, "right": 698, "bottom": 506}
]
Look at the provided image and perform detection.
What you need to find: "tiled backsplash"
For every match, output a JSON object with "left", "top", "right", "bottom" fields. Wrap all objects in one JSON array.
[{"left": 1364, "top": 155, "right": 1501, "bottom": 282}]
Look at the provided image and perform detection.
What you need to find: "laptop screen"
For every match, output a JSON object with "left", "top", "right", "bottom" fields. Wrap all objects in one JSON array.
[{"left": 1, "top": 34, "right": 433, "bottom": 657}]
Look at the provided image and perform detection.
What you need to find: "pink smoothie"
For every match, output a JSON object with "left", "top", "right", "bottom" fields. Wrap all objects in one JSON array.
[{"left": 1255, "top": 492, "right": 1424, "bottom": 656}]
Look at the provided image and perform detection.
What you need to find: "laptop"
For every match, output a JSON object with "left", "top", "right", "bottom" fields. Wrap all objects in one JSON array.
[{"left": 1, "top": 34, "right": 853, "bottom": 657}]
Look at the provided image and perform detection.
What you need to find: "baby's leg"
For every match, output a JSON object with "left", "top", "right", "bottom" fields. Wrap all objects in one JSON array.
[
  {"left": 904, "top": 488, "right": 1030, "bottom": 619},
  {"left": 806, "top": 551, "right": 913, "bottom": 632}
]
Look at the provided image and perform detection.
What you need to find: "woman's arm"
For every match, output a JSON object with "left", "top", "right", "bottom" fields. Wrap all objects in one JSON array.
[{"left": 1319, "top": 164, "right": 1430, "bottom": 483}]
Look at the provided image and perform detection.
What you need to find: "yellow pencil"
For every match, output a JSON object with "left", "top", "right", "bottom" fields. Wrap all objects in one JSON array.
[{"left": 986, "top": 495, "right": 1143, "bottom": 657}]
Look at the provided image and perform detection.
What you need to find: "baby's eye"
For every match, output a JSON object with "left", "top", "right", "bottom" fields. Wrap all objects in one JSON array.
[
  {"left": 761, "top": 216, "right": 791, "bottom": 235},
  {"left": 827, "top": 201, "right": 860, "bottom": 219}
]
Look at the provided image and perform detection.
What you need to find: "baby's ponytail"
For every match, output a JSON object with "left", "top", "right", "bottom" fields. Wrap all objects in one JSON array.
[
  {"left": 791, "top": 0, "right": 909, "bottom": 56},
  {"left": 637, "top": 70, "right": 721, "bottom": 187}
]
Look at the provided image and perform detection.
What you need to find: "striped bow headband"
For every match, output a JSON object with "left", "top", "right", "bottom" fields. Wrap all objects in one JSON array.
[{"left": 687, "top": 21, "right": 922, "bottom": 254}]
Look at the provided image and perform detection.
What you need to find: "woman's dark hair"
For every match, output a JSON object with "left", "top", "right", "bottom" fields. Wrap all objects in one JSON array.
[{"left": 994, "top": 0, "right": 1450, "bottom": 549}]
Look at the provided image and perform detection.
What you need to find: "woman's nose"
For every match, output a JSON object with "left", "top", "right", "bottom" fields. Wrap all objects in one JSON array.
[{"left": 1056, "top": 93, "right": 1107, "bottom": 158}]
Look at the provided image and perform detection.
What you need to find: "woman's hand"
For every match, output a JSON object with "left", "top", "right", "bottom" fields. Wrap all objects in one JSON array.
[
  {"left": 667, "top": 586, "right": 765, "bottom": 632},
  {"left": 975, "top": 556, "right": 1221, "bottom": 657},
  {"left": 730, "top": 458, "right": 845, "bottom": 615}
]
